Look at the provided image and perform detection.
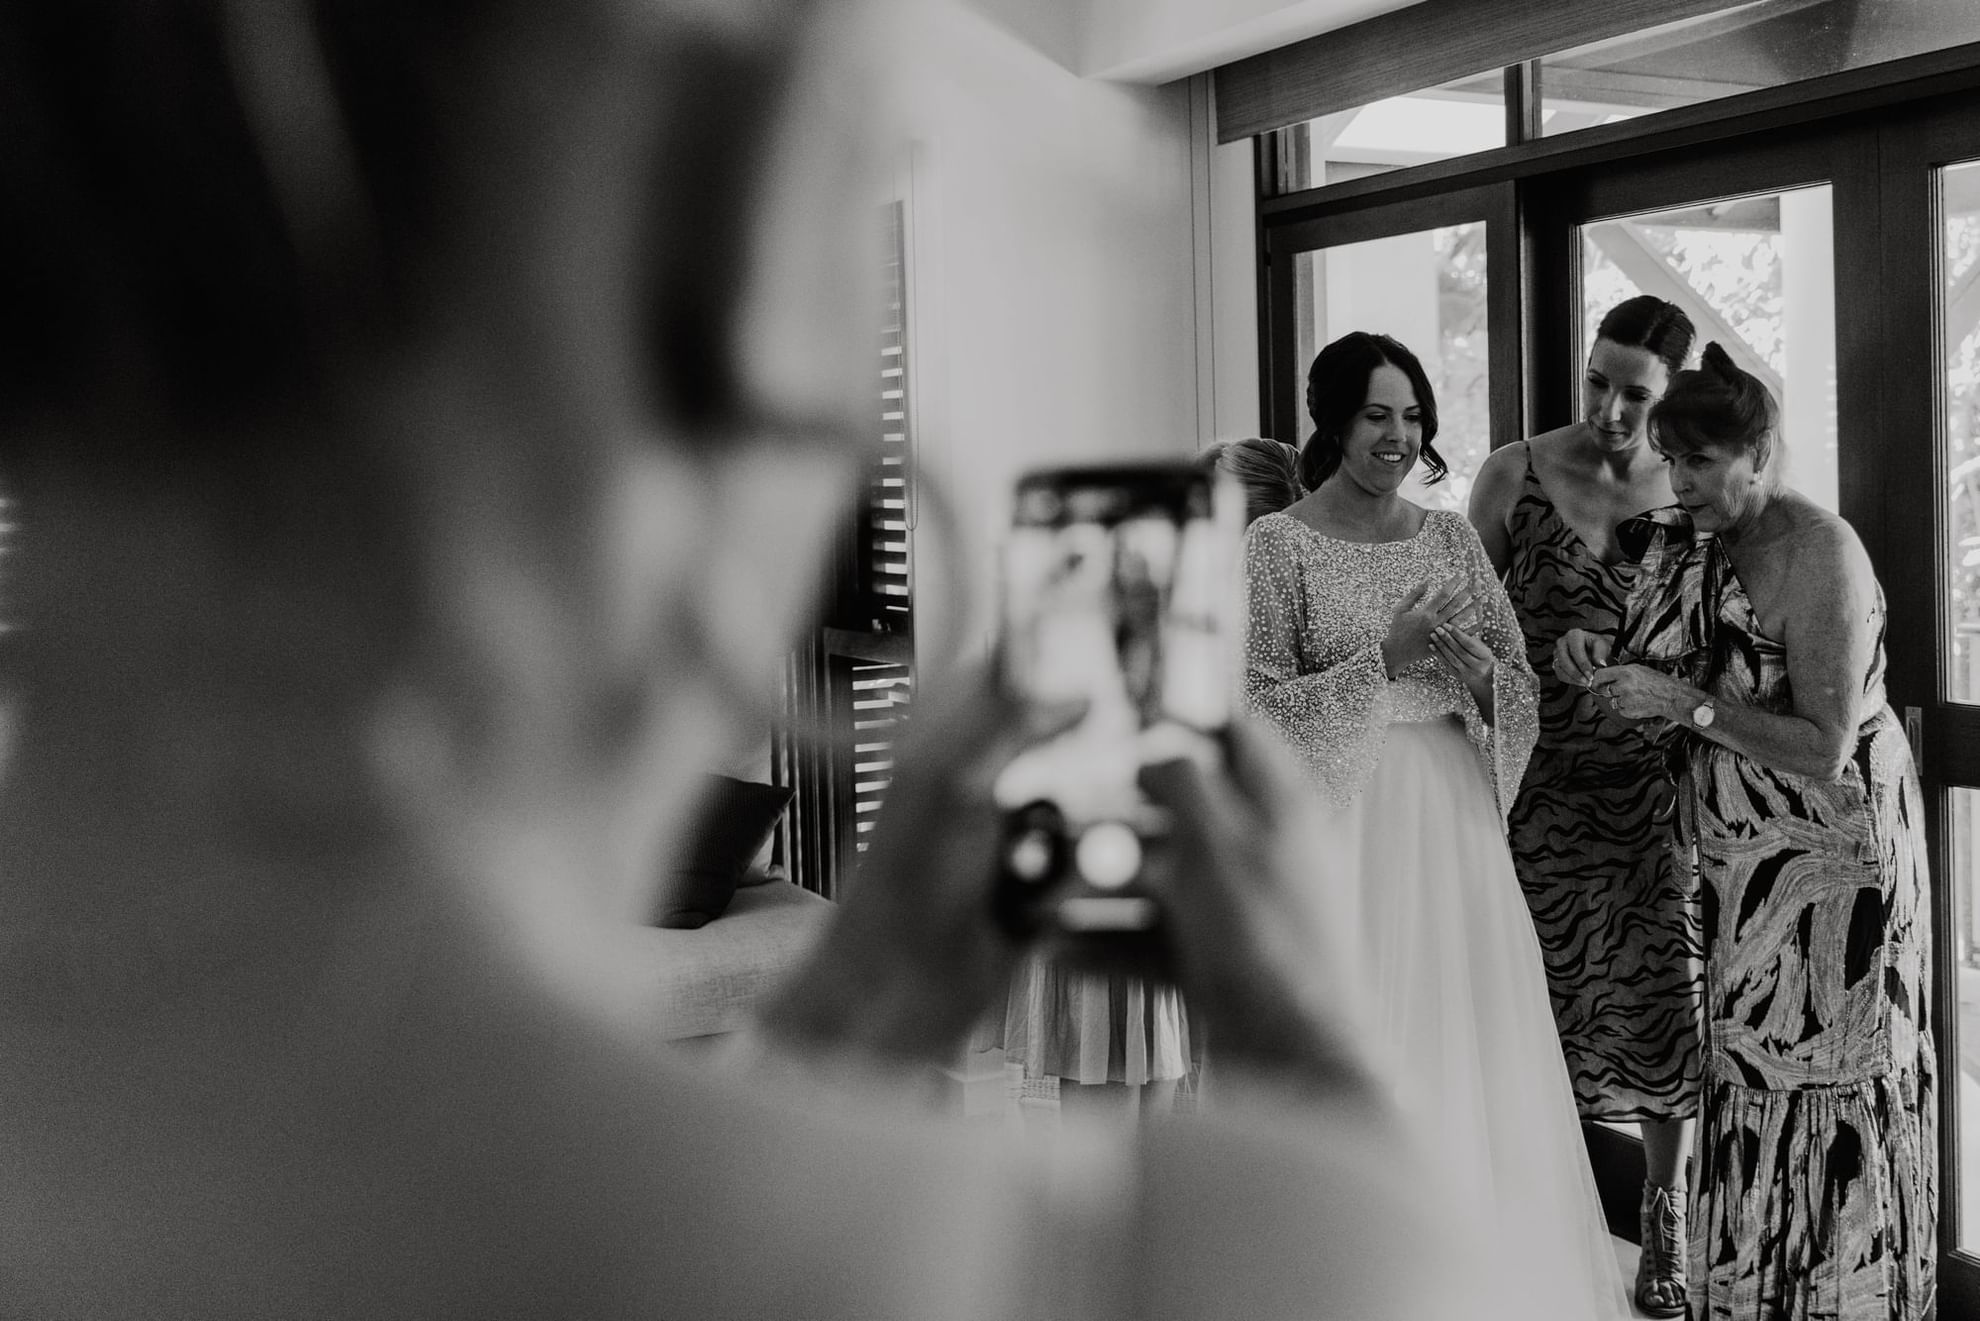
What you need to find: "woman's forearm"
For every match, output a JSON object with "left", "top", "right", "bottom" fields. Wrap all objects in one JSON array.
[{"left": 1655, "top": 681, "right": 1854, "bottom": 781}]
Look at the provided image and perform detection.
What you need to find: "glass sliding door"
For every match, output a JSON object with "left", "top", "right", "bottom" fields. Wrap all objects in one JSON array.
[
  {"left": 1263, "top": 183, "right": 1523, "bottom": 505},
  {"left": 1942, "top": 159, "right": 1980, "bottom": 712},
  {"left": 1925, "top": 144, "right": 1980, "bottom": 1275},
  {"left": 1578, "top": 186, "right": 1839, "bottom": 510},
  {"left": 1291, "top": 223, "right": 1490, "bottom": 509},
  {"left": 1867, "top": 103, "right": 1980, "bottom": 1312}
]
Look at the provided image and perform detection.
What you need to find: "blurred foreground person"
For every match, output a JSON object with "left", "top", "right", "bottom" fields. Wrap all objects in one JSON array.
[{"left": 0, "top": 2, "right": 1462, "bottom": 1318}]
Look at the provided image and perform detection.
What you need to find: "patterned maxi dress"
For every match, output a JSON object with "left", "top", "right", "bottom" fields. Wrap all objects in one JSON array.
[
  {"left": 1502, "top": 451, "right": 1701, "bottom": 1121},
  {"left": 1618, "top": 510, "right": 1936, "bottom": 1321}
]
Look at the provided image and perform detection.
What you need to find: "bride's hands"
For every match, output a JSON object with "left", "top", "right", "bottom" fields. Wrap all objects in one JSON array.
[
  {"left": 1430, "top": 624, "right": 1496, "bottom": 720},
  {"left": 1382, "top": 577, "right": 1477, "bottom": 678}
]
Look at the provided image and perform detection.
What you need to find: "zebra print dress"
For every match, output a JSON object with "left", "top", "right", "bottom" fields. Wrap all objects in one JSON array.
[
  {"left": 1617, "top": 508, "right": 1936, "bottom": 1320},
  {"left": 1502, "top": 451, "right": 1701, "bottom": 1122}
]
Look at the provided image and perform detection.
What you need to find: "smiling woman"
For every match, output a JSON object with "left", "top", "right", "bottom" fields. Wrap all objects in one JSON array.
[{"left": 1240, "top": 330, "right": 1629, "bottom": 1321}]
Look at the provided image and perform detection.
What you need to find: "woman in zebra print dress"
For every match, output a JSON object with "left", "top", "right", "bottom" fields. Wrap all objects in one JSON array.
[
  {"left": 1564, "top": 343, "right": 1936, "bottom": 1320},
  {"left": 1468, "top": 295, "right": 1700, "bottom": 1317}
]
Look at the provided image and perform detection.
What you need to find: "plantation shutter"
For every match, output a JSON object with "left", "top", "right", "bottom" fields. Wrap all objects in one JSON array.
[{"left": 773, "top": 201, "right": 917, "bottom": 897}]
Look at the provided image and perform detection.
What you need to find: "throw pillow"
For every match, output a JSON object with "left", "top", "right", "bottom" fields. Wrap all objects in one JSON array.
[{"left": 652, "top": 774, "right": 794, "bottom": 929}]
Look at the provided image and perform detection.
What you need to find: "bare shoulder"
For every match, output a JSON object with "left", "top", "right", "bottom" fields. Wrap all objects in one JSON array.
[
  {"left": 1782, "top": 499, "right": 1873, "bottom": 585},
  {"left": 1467, "top": 441, "right": 1528, "bottom": 523},
  {"left": 1769, "top": 498, "right": 1877, "bottom": 626},
  {"left": 1524, "top": 425, "right": 1578, "bottom": 458}
]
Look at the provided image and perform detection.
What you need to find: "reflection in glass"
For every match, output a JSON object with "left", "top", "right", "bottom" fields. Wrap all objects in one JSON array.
[
  {"left": 1580, "top": 187, "right": 1837, "bottom": 512},
  {"left": 1278, "top": 74, "right": 1505, "bottom": 193},
  {"left": 1942, "top": 159, "right": 1980, "bottom": 707},
  {"left": 1952, "top": 788, "right": 1980, "bottom": 1248},
  {"left": 1540, "top": 0, "right": 1980, "bottom": 137},
  {"left": 1292, "top": 224, "right": 1489, "bottom": 512}
]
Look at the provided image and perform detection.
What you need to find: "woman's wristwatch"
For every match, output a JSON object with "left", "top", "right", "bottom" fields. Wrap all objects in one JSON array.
[{"left": 1689, "top": 698, "right": 1717, "bottom": 729}]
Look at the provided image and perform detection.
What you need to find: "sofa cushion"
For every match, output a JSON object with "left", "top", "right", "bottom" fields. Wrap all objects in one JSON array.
[
  {"left": 639, "top": 881, "right": 833, "bottom": 1040},
  {"left": 653, "top": 775, "right": 794, "bottom": 929}
]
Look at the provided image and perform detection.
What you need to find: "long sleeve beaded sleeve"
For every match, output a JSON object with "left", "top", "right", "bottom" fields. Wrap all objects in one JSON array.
[
  {"left": 1241, "top": 515, "right": 1394, "bottom": 805},
  {"left": 1450, "top": 515, "right": 1540, "bottom": 821},
  {"left": 1240, "top": 510, "right": 1539, "bottom": 817}
]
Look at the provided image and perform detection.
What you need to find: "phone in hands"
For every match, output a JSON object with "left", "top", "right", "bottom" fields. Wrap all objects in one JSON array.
[{"left": 991, "top": 461, "right": 1244, "bottom": 951}]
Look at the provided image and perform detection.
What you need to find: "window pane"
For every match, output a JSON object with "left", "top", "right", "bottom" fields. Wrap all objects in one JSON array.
[
  {"left": 1276, "top": 73, "right": 1504, "bottom": 194},
  {"left": 1579, "top": 186, "right": 1837, "bottom": 512},
  {"left": 1292, "top": 223, "right": 1490, "bottom": 513},
  {"left": 1951, "top": 786, "right": 1980, "bottom": 1248},
  {"left": 1541, "top": 0, "right": 1980, "bottom": 138},
  {"left": 1943, "top": 159, "right": 1980, "bottom": 707}
]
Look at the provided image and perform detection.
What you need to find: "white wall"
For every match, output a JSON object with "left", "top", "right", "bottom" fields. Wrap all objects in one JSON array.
[
  {"left": 892, "top": 3, "right": 1203, "bottom": 659},
  {"left": 1206, "top": 98, "right": 1262, "bottom": 443}
]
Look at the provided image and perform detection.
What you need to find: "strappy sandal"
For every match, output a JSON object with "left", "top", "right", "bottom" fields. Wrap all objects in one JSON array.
[{"left": 1634, "top": 1181, "right": 1687, "bottom": 1318}]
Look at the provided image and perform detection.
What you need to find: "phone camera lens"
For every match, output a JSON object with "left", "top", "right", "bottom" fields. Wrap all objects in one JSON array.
[
  {"left": 1006, "top": 829, "right": 1056, "bottom": 884},
  {"left": 1074, "top": 821, "right": 1141, "bottom": 890}
]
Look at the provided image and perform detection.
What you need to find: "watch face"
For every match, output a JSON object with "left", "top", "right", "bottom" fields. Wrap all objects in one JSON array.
[{"left": 1693, "top": 702, "right": 1715, "bottom": 728}]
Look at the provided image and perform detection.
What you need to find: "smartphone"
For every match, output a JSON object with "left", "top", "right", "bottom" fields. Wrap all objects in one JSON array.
[{"left": 992, "top": 461, "right": 1244, "bottom": 944}]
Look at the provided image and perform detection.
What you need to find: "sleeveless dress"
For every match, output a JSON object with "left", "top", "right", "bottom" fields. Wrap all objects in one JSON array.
[
  {"left": 1501, "top": 450, "right": 1701, "bottom": 1121},
  {"left": 1618, "top": 510, "right": 1937, "bottom": 1321},
  {"left": 1242, "top": 508, "right": 1628, "bottom": 1321},
  {"left": 993, "top": 960, "right": 1190, "bottom": 1088}
]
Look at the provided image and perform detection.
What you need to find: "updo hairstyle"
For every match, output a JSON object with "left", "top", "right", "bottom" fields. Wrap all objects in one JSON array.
[
  {"left": 1647, "top": 341, "right": 1779, "bottom": 465},
  {"left": 1200, "top": 437, "right": 1300, "bottom": 526},
  {"left": 1594, "top": 295, "right": 1696, "bottom": 375}
]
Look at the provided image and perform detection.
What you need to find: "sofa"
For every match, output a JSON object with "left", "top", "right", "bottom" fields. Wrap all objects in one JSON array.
[{"left": 640, "top": 878, "right": 834, "bottom": 1044}]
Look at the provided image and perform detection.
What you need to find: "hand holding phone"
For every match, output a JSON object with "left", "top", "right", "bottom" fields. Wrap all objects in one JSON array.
[{"left": 992, "top": 461, "right": 1243, "bottom": 951}]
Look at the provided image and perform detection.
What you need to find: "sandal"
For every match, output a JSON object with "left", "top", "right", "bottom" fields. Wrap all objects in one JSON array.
[{"left": 1634, "top": 1181, "right": 1687, "bottom": 1318}]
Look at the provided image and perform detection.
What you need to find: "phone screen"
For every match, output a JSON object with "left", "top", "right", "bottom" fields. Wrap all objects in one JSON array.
[{"left": 993, "top": 462, "right": 1242, "bottom": 935}]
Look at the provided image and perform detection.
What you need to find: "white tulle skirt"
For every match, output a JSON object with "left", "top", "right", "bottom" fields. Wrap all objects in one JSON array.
[{"left": 1302, "top": 716, "right": 1629, "bottom": 1321}]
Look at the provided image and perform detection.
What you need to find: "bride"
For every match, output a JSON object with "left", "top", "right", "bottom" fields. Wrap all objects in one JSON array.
[{"left": 1241, "top": 332, "right": 1627, "bottom": 1320}]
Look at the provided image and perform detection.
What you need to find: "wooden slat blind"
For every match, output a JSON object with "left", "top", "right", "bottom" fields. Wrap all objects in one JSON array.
[
  {"left": 1212, "top": 0, "right": 1755, "bottom": 143},
  {"left": 772, "top": 200, "right": 917, "bottom": 898}
]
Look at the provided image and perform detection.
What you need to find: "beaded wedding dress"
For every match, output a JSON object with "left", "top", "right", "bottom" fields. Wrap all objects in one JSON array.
[{"left": 1242, "top": 508, "right": 1627, "bottom": 1321}]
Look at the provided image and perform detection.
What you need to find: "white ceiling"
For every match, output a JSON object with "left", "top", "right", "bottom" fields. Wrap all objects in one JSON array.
[
  {"left": 1078, "top": 0, "right": 1431, "bottom": 82},
  {"left": 953, "top": 0, "right": 1430, "bottom": 84}
]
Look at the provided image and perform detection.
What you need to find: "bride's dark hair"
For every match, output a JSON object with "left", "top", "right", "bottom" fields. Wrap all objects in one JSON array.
[{"left": 1298, "top": 332, "right": 1446, "bottom": 492}]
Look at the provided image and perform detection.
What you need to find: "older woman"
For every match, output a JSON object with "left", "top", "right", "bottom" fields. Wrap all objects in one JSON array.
[{"left": 1558, "top": 343, "right": 1936, "bottom": 1321}]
